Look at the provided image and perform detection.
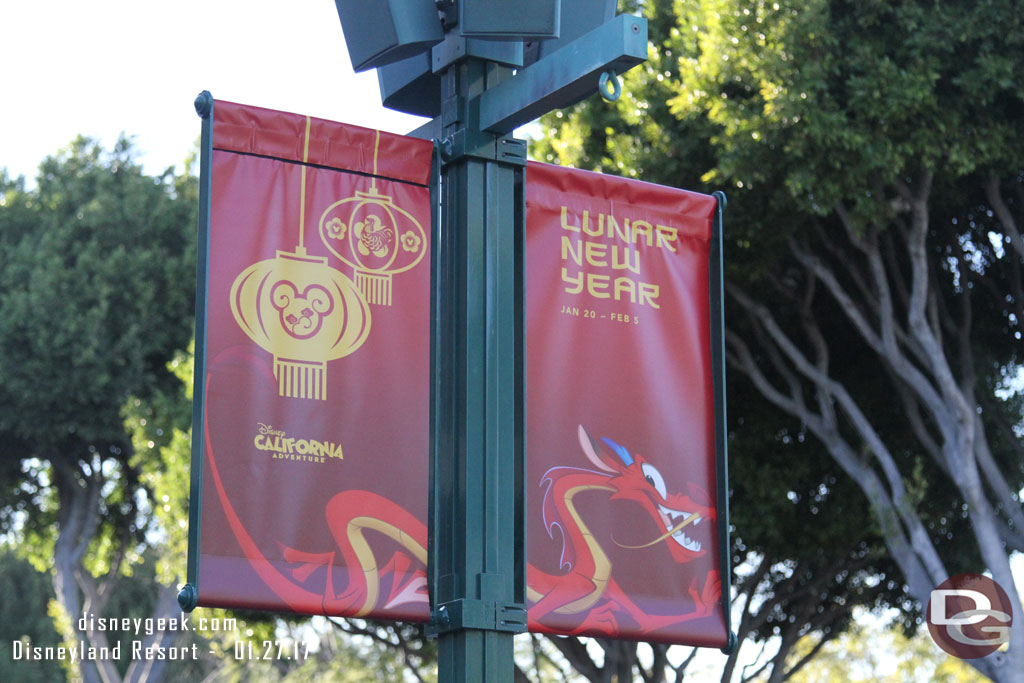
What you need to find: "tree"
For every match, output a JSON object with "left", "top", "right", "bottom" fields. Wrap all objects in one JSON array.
[
  {"left": 535, "top": 0, "right": 1024, "bottom": 680},
  {"left": 0, "top": 138, "right": 197, "bottom": 683}
]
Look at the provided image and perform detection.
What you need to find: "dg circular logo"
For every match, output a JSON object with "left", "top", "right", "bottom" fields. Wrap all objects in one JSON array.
[{"left": 927, "top": 574, "right": 1013, "bottom": 659}]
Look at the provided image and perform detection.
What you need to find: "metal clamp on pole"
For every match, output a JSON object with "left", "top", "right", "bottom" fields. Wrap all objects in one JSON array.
[
  {"left": 428, "top": 599, "right": 528, "bottom": 636},
  {"left": 439, "top": 131, "right": 527, "bottom": 166},
  {"left": 437, "top": 68, "right": 528, "bottom": 167}
]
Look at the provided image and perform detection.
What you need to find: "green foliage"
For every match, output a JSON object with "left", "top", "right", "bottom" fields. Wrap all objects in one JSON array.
[
  {"left": 663, "top": 0, "right": 1024, "bottom": 212},
  {"left": 0, "top": 548, "right": 64, "bottom": 683},
  {"left": 537, "top": 0, "right": 1024, "bottom": 225},
  {"left": 124, "top": 345, "right": 195, "bottom": 586},
  {"left": 786, "top": 612, "right": 983, "bottom": 683},
  {"left": 0, "top": 136, "right": 195, "bottom": 448}
]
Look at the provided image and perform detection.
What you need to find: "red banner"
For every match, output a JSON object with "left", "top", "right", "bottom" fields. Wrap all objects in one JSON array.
[
  {"left": 190, "top": 99, "right": 433, "bottom": 621},
  {"left": 524, "top": 162, "right": 728, "bottom": 646},
  {"left": 188, "top": 100, "right": 729, "bottom": 646}
]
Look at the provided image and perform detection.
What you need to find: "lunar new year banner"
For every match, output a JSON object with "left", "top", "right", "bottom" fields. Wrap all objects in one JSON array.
[
  {"left": 183, "top": 96, "right": 433, "bottom": 621},
  {"left": 524, "top": 162, "right": 730, "bottom": 647}
]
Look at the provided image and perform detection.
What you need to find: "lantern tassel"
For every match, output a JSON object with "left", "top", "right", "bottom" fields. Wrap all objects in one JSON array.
[
  {"left": 274, "top": 357, "right": 327, "bottom": 400},
  {"left": 356, "top": 271, "right": 393, "bottom": 306}
]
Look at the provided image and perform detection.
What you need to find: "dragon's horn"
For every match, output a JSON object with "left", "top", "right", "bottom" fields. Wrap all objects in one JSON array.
[
  {"left": 578, "top": 425, "right": 616, "bottom": 473},
  {"left": 601, "top": 437, "right": 634, "bottom": 467}
]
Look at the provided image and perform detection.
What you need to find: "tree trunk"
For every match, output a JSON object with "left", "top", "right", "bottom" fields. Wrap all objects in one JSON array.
[
  {"left": 123, "top": 586, "right": 182, "bottom": 683},
  {"left": 53, "top": 458, "right": 106, "bottom": 683}
]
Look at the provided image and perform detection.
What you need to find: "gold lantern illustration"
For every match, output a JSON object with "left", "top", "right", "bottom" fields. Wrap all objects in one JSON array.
[
  {"left": 229, "top": 116, "right": 372, "bottom": 401},
  {"left": 318, "top": 132, "right": 427, "bottom": 306},
  {"left": 230, "top": 247, "right": 370, "bottom": 401}
]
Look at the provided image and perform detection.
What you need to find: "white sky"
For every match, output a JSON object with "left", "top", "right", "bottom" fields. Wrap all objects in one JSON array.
[{"left": 1, "top": 0, "right": 429, "bottom": 182}]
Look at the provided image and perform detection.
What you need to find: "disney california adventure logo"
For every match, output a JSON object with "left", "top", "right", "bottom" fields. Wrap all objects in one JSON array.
[
  {"left": 927, "top": 573, "right": 1013, "bottom": 659},
  {"left": 253, "top": 423, "right": 343, "bottom": 464}
]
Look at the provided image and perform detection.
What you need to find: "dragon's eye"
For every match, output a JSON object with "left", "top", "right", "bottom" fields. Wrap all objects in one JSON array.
[{"left": 641, "top": 463, "right": 667, "bottom": 500}]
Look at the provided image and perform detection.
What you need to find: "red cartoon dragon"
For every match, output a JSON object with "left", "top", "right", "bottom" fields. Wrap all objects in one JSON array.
[
  {"left": 527, "top": 425, "right": 720, "bottom": 637},
  {"left": 213, "top": 424, "right": 718, "bottom": 634}
]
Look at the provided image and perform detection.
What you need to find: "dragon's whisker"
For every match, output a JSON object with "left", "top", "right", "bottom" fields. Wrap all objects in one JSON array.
[{"left": 614, "top": 512, "right": 700, "bottom": 549}]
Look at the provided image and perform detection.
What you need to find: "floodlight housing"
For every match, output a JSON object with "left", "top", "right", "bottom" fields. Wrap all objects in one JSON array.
[
  {"left": 334, "top": 0, "right": 444, "bottom": 72},
  {"left": 377, "top": 52, "right": 440, "bottom": 118},
  {"left": 458, "top": 0, "right": 561, "bottom": 39}
]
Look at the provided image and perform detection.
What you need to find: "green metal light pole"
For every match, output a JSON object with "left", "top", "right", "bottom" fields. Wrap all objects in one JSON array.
[
  {"left": 332, "top": 2, "right": 647, "bottom": 679},
  {"left": 428, "top": 58, "right": 528, "bottom": 681}
]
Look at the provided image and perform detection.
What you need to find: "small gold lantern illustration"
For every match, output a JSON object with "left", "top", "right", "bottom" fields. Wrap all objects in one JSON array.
[
  {"left": 230, "top": 247, "right": 371, "bottom": 401},
  {"left": 318, "top": 132, "right": 427, "bottom": 306}
]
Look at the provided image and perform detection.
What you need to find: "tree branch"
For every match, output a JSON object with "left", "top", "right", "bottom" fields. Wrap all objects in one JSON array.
[
  {"left": 987, "top": 173, "right": 1024, "bottom": 261},
  {"left": 727, "top": 296, "right": 949, "bottom": 595},
  {"left": 329, "top": 619, "right": 431, "bottom": 683},
  {"left": 673, "top": 647, "right": 699, "bottom": 683},
  {"left": 123, "top": 585, "right": 182, "bottom": 683},
  {"left": 780, "top": 628, "right": 840, "bottom": 682},
  {"left": 972, "top": 414, "right": 1024, "bottom": 552},
  {"left": 548, "top": 636, "right": 602, "bottom": 682},
  {"left": 789, "top": 237, "right": 955, "bottom": 442}
]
